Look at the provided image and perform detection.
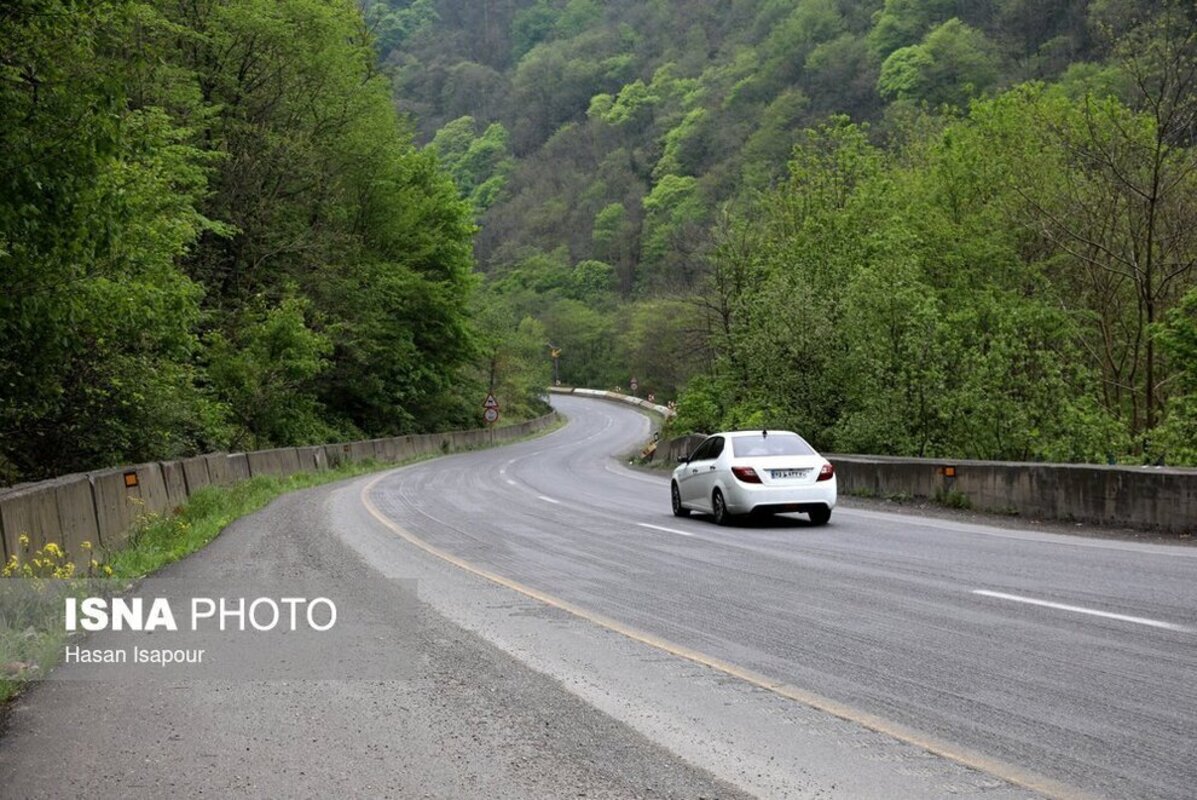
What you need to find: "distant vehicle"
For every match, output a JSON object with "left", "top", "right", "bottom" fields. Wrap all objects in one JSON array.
[{"left": 670, "top": 431, "right": 836, "bottom": 525}]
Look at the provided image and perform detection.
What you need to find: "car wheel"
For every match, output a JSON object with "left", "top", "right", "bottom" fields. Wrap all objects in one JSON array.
[
  {"left": 671, "top": 482, "right": 689, "bottom": 517},
  {"left": 712, "top": 489, "right": 732, "bottom": 526},
  {"left": 808, "top": 506, "right": 832, "bottom": 526}
]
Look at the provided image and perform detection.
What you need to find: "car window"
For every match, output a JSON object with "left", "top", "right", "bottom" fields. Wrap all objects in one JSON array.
[
  {"left": 731, "top": 433, "right": 815, "bottom": 458},
  {"left": 708, "top": 437, "right": 725, "bottom": 459},
  {"left": 688, "top": 438, "right": 712, "bottom": 461}
]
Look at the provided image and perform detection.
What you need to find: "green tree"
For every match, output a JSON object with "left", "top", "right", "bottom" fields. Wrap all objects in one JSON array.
[
  {"left": 618, "top": 299, "right": 707, "bottom": 400},
  {"left": 471, "top": 291, "right": 552, "bottom": 422},
  {"left": 869, "top": 0, "right": 959, "bottom": 57},
  {"left": 163, "top": 0, "right": 479, "bottom": 436},
  {"left": 430, "top": 116, "right": 515, "bottom": 212},
  {"left": 1155, "top": 289, "right": 1197, "bottom": 462},
  {"left": 0, "top": 2, "right": 223, "bottom": 481},
  {"left": 879, "top": 19, "right": 1001, "bottom": 107},
  {"left": 640, "top": 174, "right": 707, "bottom": 289},
  {"left": 206, "top": 297, "right": 335, "bottom": 449}
]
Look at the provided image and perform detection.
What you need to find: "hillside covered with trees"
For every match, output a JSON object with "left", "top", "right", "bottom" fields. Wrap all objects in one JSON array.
[
  {"left": 0, "top": 0, "right": 537, "bottom": 485},
  {"left": 377, "top": 0, "right": 1197, "bottom": 464},
  {"left": 3, "top": 0, "right": 1196, "bottom": 481}
]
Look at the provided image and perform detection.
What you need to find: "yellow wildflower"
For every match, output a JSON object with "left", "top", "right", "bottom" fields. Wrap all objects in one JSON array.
[
  {"left": 81, "top": 541, "right": 92, "bottom": 551},
  {"left": 18, "top": 533, "right": 30, "bottom": 549}
]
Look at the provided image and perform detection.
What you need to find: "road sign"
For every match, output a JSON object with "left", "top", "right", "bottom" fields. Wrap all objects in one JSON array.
[
  {"left": 483, "top": 407, "right": 500, "bottom": 424},
  {"left": 630, "top": 378, "right": 638, "bottom": 393},
  {"left": 483, "top": 393, "right": 499, "bottom": 410}
]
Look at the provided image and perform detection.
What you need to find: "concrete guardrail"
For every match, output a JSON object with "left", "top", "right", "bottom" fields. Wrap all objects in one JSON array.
[
  {"left": 0, "top": 412, "right": 559, "bottom": 560},
  {"left": 549, "top": 385, "right": 675, "bottom": 418}
]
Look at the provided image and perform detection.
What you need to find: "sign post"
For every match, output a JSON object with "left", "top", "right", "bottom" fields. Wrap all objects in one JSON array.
[
  {"left": 483, "top": 393, "right": 500, "bottom": 442},
  {"left": 548, "top": 345, "right": 561, "bottom": 386}
]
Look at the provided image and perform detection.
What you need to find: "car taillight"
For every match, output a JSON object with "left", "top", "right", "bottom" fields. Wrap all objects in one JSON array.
[
  {"left": 731, "top": 466, "right": 762, "bottom": 484},
  {"left": 817, "top": 463, "right": 835, "bottom": 482}
]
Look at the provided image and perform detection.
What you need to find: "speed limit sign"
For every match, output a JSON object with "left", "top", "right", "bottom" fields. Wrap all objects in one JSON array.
[{"left": 484, "top": 407, "right": 500, "bottom": 424}]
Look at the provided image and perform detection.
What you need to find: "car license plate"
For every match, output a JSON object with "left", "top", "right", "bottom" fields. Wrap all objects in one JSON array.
[{"left": 771, "top": 469, "right": 809, "bottom": 480}]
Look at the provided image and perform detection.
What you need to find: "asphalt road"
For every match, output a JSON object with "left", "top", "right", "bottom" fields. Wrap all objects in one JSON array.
[
  {"left": 1, "top": 394, "right": 1194, "bottom": 799},
  {"left": 0, "top": 437, "right": 751, "bottom": 799},
  {"left": 365, "top": 395, "right": 1197, "bottom": 800}
]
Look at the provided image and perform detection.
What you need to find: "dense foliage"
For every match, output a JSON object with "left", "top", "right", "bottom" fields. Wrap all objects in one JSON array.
[
  {"left": 0, "top": 0, "right": 495, "bottom": 484},
  {"left": 4, "top": 0, "right": 1196, "bottom": 479},
  {"left": 381, "top": 0, "right": 1197, "bottom": 463}
]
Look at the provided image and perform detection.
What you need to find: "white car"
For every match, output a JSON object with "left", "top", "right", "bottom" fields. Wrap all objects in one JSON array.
[{"left": 670, "top": 431, "right": 836, "bottom": 525}]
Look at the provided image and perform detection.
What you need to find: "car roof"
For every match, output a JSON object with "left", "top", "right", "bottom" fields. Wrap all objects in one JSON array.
[{"left": 715, "top": 430, "right": 801, "bottom": 438}]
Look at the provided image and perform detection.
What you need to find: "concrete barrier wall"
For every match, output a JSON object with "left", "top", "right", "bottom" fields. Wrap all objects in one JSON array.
[
  {"left": 52, "top": 476, "right": 100, "bottom": 557},
  {"left": 295, "top": 446, "right": 328, "bottom": 473},
  {"left": 88, "top": 467, "right": 142, "bottom": 549},
  {"left": 203, "top": 453, "right": 232, "bottom": 487},
  {"left": 347, "top": 441, "right": 375, "bottom": 464},
  {"left": 160, "top": 461, "right": 188, "bottom": 509},
  {"left": 659, "top": 434, "right": 708, "bottom": 465},
  {"left": 829, "top": 454, "right": 1197, "bottom": 533},
  {"left": 0, "top": 481, "right": 63, "bottom": 556},
  {"left": 549, "top": 385, "right": 674, "bottom": 418},
  {"left": 131, "top": 462, "right": 171, "bottom": 518},
  {"left": 180, "top": 456, "right": 211, "bottom": 494},
  {"left": 0, "top": 411, "right": 560, "bottom": 561},
  {"left": 225, "top": 454, "right": 251, "bottom": 483},
  {"left": 246, "top": 448, "right": 303, "bottom": 478}
]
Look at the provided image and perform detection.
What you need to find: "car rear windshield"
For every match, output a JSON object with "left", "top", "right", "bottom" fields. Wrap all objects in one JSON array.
[{"left": 731, "top": 434, "right": 815, "bottom": 458}]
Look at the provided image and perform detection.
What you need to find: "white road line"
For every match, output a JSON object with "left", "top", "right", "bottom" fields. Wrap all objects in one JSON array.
[
  {"left": 638, "top": 523, "right": 695, "bottom": 537},
  {"left": 973, "top": 590, "right": 1193, "bottom": 632},
  {"left": 506, "top": 479, "right": 517, "bottom": 486},
  {"left": 538, "top": 495, "right": 560, "bottom": 505}
]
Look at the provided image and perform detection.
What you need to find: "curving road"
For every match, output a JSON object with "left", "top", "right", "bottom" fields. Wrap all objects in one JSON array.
[
  {"left": 368, "top": 394, "right": 1197, "bottom": 800},
  {"left": 2, "top": 394, "right": 1195, "bottom": 799}
]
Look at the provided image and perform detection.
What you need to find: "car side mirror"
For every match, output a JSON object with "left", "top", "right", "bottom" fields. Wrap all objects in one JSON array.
[{"left": 677, "top": 455, "right": 689, "bottom": 464}]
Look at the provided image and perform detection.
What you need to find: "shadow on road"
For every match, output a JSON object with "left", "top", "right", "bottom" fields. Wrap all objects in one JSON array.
[{"left": 687, "top": 513, "right": 822, "bottom": 530}]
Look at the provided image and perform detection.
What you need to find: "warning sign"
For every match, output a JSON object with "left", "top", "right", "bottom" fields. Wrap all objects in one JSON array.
[{"left": 483, "top": 393, "right": 500, "bottom": 410}]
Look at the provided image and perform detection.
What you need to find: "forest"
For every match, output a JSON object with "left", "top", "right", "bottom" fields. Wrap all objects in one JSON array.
[
  {"left": 3, "top": 1, "right": 1196, "bottom": 484},
  {"left": 375, "top": 0, "right": 1197, "bottom": 464},
  {"left": 0, "top": 0, "right": 545, "bottom": 485}
]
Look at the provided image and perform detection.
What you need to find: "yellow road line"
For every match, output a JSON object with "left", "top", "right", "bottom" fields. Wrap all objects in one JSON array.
[{"left": 360, "top": 470, "right": 1093, "bottom": 800}]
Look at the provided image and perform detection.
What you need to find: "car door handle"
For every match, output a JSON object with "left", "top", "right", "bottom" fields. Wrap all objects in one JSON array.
[
  {"left": 708, "top": 466, "right": 716, "bottom": 471},
  {"left": 691, "top": 469, "right": 698, "bottom": 474}
]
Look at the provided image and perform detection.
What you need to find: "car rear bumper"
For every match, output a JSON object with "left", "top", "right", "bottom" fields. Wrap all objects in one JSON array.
[{"left": 722, "top": 477, "right": 837, "bottom": 515}]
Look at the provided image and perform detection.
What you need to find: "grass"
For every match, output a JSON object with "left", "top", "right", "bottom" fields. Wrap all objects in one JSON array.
[
  {"left": 104, "top": 458, "right": 400, "bottom": 579},
  {"left": 934, "top": 487, "right": 973, "bottom": 510},
  {"left": 0, "top": 414, "right": 565, "bottom": 703}
]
